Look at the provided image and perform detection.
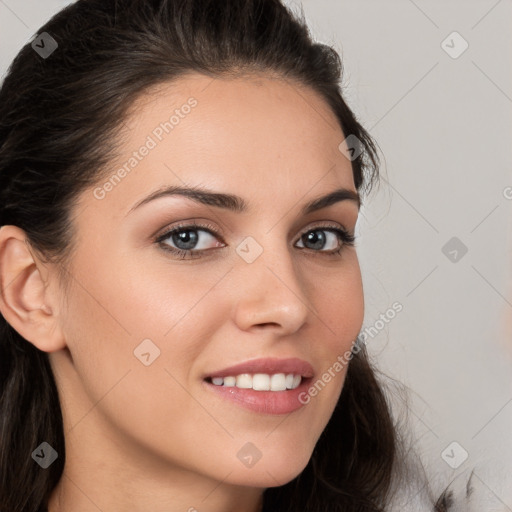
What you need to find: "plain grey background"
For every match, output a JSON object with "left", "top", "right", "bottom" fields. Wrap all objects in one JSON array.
[{"left": 1, "top": 0, "right": 511, "bottom": 506}]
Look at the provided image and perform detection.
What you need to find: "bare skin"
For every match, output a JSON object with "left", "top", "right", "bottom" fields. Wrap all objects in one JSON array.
[{"left": 0, "top": 73, "right": 364, "bottom": 512}]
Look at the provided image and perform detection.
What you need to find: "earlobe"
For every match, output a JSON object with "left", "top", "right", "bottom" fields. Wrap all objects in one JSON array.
[{"left": 0, "top": 225, "right": 67, "bottom": 352}]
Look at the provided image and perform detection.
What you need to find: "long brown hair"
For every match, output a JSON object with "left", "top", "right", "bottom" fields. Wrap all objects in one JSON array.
[{"left": 0, "top": 1, "right": 453, "bottom": 510}]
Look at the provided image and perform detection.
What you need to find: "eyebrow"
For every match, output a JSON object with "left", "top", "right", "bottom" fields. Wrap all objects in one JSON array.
[{"left": 126, "top": 184, "right": 360, "bottom": 216}]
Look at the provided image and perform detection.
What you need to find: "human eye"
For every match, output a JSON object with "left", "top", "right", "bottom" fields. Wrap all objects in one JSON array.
[
  {"left": 154, "top": 220, "right": 355, "bottom": 261},
  {"left": 154, "top": 221, "right": 225, "bottom": 260},
  {"left": 294, "top": 223, "right": 356, "bottom": 257}
]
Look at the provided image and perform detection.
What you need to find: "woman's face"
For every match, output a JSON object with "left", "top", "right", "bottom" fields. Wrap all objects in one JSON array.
[{"left": 51, "top": 73, "right": 364, "bottom": 490}]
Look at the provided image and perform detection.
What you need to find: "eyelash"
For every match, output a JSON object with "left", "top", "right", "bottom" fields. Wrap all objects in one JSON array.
[{"left": 154, "top": 220, "right": 356, "bottom": 260}]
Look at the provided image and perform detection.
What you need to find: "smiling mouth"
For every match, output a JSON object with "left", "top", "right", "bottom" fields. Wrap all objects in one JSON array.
[{"left": 204, "top": 373, "right": 307, "bottom": 391}]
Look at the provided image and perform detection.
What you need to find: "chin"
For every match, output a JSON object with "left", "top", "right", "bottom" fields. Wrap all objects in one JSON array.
[
  {"left": 221, "top": 444, "right": 313, "bottom": 488},
  {"left": 227, "top": 464, "right": 310, "bottom": 489}
]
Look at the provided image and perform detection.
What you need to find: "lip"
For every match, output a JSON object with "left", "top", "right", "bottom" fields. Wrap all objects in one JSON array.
[
  {"left": 203, "top": 377, "right": 313, "bottom": 415},
  {"left": 204, "top": 357, "right": 315, "bottom": 380},
  {"left": 202, "top": 357, "right": 315, "bottom": 415}
]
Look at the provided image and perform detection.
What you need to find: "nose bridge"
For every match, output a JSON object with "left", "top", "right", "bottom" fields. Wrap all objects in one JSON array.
[{"left": 232, "top": 232, "right": 311, "bottom": 331}]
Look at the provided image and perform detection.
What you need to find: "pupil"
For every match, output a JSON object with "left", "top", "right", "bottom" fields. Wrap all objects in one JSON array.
[
  {"left": 174, "top": 230, "right": 198, "bottom": 250},
  {"left": 305, "top": 230, "right": 325, "bottom": 250}
]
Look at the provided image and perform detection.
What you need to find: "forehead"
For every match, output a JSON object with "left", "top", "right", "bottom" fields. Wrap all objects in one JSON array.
[{"left": 80, "top": 72, "right": 356, "bottom": 220}]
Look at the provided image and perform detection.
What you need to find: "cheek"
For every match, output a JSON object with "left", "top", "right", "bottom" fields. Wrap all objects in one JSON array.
[
  {"left": 57, "top": 252, "right": 232, "bottom": 457},
  {"left": 290, "top": 255, "right": 363, "bottom": 431},
  {"left": 67, "top": 239, "right": 216, "bottom": 339},
  {"left": 312, "top": 255, "right": 365, "bottom": 350},
  {"left": 60, "top": 245, "right": 232, "bottom": 409}
]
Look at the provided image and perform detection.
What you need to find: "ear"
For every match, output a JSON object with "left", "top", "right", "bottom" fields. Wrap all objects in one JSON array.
[{"left": 0, "top": 225, "right": 67, "bottom": 352}]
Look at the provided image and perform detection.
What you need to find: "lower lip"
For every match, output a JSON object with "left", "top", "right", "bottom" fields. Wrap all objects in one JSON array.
[{"left": 202, "top": 378, "right": 312, "bottom": 415}]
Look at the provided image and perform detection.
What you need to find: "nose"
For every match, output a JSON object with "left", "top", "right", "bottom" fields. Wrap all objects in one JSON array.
[{"left": 232, "top": 239, "right": 311, "bottom": 335}]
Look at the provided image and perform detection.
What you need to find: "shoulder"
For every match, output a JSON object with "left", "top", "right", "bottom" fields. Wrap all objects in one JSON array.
[
  {"left": 433, "top": 467, "right": 511, "bottom": 512},
  {"left": 387, "top": 466, "right": 508, "bottom": 512},
  {"left": 433, "top": 469, "right": 475, "bottom": 512}
]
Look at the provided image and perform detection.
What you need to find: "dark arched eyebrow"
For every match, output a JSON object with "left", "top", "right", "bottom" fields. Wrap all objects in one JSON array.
[{"left": 126, "top": 184, "right": 360, "bottom": 216}]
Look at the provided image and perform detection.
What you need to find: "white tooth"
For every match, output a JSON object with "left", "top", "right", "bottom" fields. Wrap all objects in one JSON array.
[
  {"left": 236, "top": 374, "right": 253, "bottom": 388},
  {"left": 291, "top": 375, "right": 302, "bottom": 389},
  {"left": 252, "top": 373, "right": 270, "bottom": 391},
  {"left": 223, "top": 376, "right": 236, "bottom": 387},
  {"left": 285, "top": 373, "right": 295, "bottom": 389},
  {"left": 212, "top": 377, "right": 224, "bottom": 386},
  {"left": 270, "top": 373, "right": 286, "bottom": 391}
]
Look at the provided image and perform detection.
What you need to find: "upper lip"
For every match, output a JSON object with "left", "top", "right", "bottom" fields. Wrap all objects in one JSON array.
[{"left": 205, "top": 357, "right": 315, "bottom": 380}]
